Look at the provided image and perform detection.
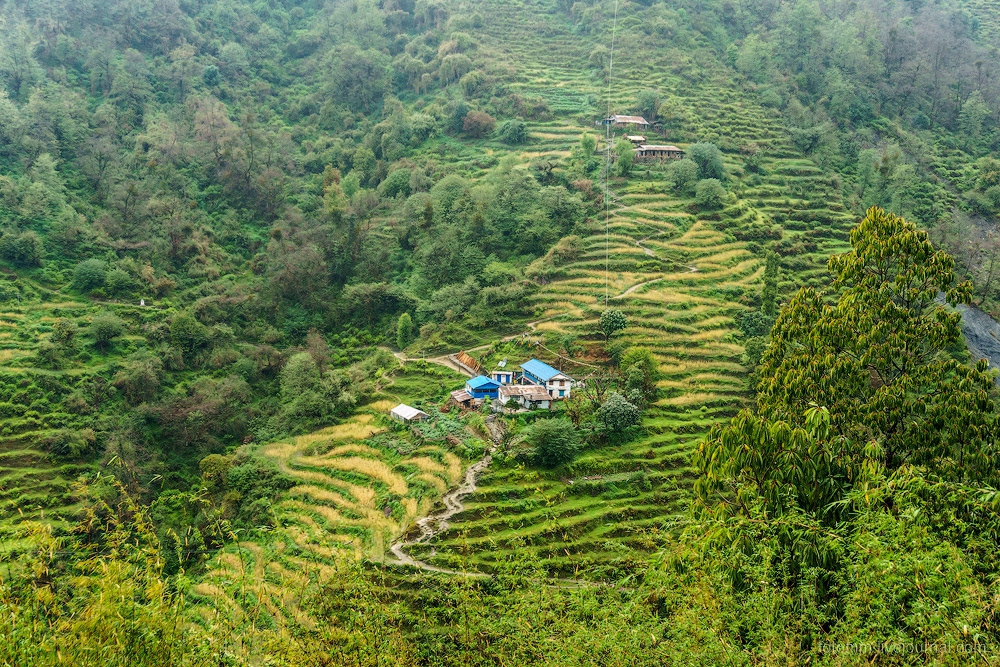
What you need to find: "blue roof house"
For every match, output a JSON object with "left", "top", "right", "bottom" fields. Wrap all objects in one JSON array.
[
  {"left": 519, "top": 359, "right": 575, "bottom": 400},
  {"left": 466, "top": 375, "right": 500, "bottom": 400}
]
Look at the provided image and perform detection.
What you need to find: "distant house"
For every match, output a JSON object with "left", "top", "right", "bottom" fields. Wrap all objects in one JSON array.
[
  {"left": 451, "top": 351, "right": 481, "bottom": 376},
  {"left": 465, "top": 375, "right": 500, "bottom": 400},
  {"left": 449, "top": 389, "right": 473, "bottom": 408},
  {"left": 519, "top": 359, "right": 575, "bottom": 399},
  {"left": 390, "top": 404, "right": 429, "bottom": 423},
  {"left": 495, "top": 384, "right": 552, "bottom": 412},
  {"left": 635, "top": 144, "right": 683, "bottom": 160},
  {"left": 491, "top": 369, "right": 514, "bottom": 385},
  {"left": 626, "top": 135, "right": 647, "bottom": 145},
  {"left": 598, "top": 114, "right": 650, "bottom": 128}
]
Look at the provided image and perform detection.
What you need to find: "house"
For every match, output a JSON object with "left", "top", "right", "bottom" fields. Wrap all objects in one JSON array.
[
  {"left": 598, "top": 114, "right": 650, "bottom": 128},
  {"left": 451, "top": 351, "right": 481, "bottom": 376},
  {"left": 635, "top": 144, "right": 683, "bottom": 160},
  {"left": 465, "top": 375, "right": 500, "bottom": 400},
  {"left": 491, "top": 369, "right": 514, "bottom": 385},
  {"left": 519, "top": 359, "right": 575, "bottom": 399},
  {"left": 626, "top": 135, "right": 647, "bottom": 145},
  {"left": 495, "top": 384, "right": 552, "bottom": 412},
  {"left": 390, "top": 404, "right": 429, "bottom": 423},
  {"left": 449, "top": 389, "right": 473, "bottom": 408}
]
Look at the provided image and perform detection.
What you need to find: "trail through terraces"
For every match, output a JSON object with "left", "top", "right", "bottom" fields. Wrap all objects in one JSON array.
[{"left": 385, "top": 416, "right": 504, "bottom": 576}]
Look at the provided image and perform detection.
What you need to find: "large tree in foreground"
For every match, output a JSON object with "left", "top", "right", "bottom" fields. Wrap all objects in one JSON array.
[{"left": 695, "top": 206, "right": 999, "bottom": 592}]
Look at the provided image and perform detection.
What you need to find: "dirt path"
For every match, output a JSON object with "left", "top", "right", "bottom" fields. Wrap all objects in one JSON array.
[
  {"left": 385, "top": 416, "right": 503, "bottom": 575},
  {"left": 611, "top": 278, "right": 663, "bottom": 299},
  {"left": 391, "top": 350, "right": 473, "bottom": 377}
]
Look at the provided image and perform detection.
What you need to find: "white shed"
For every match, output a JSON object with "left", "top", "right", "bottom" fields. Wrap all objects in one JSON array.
[{"left": 390, "top": 404, "right": 429, "bottom": 423}]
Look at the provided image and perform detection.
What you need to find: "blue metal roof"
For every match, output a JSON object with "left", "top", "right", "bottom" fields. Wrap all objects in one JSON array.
[
  {"left": 466, "top": 375, "right": 499, "bottom": 390},
  {"left": 520, "top": 359, "right": 569, "bottom": 382}
]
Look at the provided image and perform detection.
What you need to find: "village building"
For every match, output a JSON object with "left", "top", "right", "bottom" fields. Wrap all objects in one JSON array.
[
  {"left": 465, "top": 375, "right": 500, "bottom": 400},
  {"left": 390, "top": 404, "right": 429, "bottom": 423},
  {"left": 495, "top": 384, "right": 552, "bottom": 412},
  {"left": 598, "top": 114, "right": 650, "bottom": 129},
  {"left": 626, "top": 135, "right": 647, "bottom": 145},
  {"left": 634, "top": 144, "right": 683, "bottom": 161},
  {"left": 519, "top": 359, "right": 575, "bottom": 399},
  {"left": 491, "top": 368, "right": 514, "bottom": 385},
  {"left": 449, "top": 389, "right": 474, "bottom": 408},
  {"left": 451, "top": 351, "right": 481, "bottom": 376}
]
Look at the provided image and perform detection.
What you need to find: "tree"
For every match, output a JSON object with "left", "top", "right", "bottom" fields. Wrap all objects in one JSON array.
[
  {"left": 596, "top": 392, "right": 641, "bottom": 436},
  {"left": 73, "top": 259, "right": 107, "bottom": 293},
  {"left": 0, "top": 231, "right": 43, "bottom": 267},
  {"left": 396, "top": 312, "right": 414, "bottom": 350},
  {"left": 614, "top": 138, "right": 634, "bottom": 176},
  {"left": 463, "top": 110, "right": 496, "bottom": 138},
  {"left": 686, "top": 143, "right": 725, "bottom": 180},
  {"left": 91, "top": 312, "right": 124, "bottom": 352},
  {"left": 620, "top": 347, "right": 660, "bottom": 401},
  {"left": 328, "top": 46, "right": 390, "bottom": 112},
  {"left": 527, "top": 417, "right": 580, "bottom": 467},
  {"left": 695, "top": 179, "right": 726, "bottom": 209},
  {"left": 496, "top": 119, "right": 527, "bottom": 144},
  {"left": 599, "top": 308, "right": 628, "bottom": 339},
  {"left": 668, "top": 159, "right": 699, "bottom": 195},
  {"left": 170, "top": 312, "right": 209, "bottom": 356},
  {"left": 695, "top": 208, "right": 998, "bottom": 592},
  {"left": 634, "top": 89, "right": 660, "bottom": 122},
  {"left": 958, "top": 91, "right": 991, "bottom": 152}
]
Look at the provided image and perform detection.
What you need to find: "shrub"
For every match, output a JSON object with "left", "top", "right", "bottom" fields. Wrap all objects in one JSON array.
[
  {"left": 695, "top": 178, "right": 727, "bottom": 209},
  {"left": 463, "top": 110, "right": 496, "bottom": 138},
  {"left": 73, "top": 259, "right": 107, "bottom": 292},
  {"left": 91, "top": 311, "right": 124, "bottom": 352},
  {"left": 527, "top": 417, "right": 580, "bottom": 467},
  {"left": 496, "top": 119, "right": 527, "bottom": 144}
]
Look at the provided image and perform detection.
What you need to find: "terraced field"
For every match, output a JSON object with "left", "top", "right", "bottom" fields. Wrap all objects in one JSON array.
[
  {"left": 189, "top": 378, "right": 490, "bottom": 628},
  {"left": 0, "top": 279, "right": 126, "bottom": 548},
  {"left": 404, "top": 0, "right": 857, "bottom": 577}
]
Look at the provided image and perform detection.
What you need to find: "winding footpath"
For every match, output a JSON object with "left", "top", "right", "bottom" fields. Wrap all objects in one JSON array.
[{"left": 385, "top": 416, "right": 504, "bottom": 576}]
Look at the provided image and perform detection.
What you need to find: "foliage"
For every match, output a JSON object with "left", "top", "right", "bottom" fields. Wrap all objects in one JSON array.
[
  {"left": 90, "top": 311, "right": 124, "bottom": 352},
  {"left": 695, "top": 207, "right": 1000, "bottom": 642},
  {"left": 599, "top": 308, "right": 628, "bottom": 338},
  {"left": 496, "top": 119, "right": 528, "bottom": 144},
  {"left": 694, "top": 178, "right": 726, "bottom": 209},
  {"left": 596, "top": 392, "right": 641, "bottom": 436},
  {"left": 686, "top": 143, "right": 725, "bottom": 181},
  {"left": 527, "top": 416, "right": 580, "bottom": 466}
]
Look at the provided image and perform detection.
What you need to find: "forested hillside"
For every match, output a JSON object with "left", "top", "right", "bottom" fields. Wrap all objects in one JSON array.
[{"left": 1, "top": 0, "right": 1000, "bottom": 664}]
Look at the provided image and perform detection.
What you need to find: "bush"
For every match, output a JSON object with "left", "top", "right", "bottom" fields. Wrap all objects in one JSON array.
[
  {"left": 597, "top": 392, "right": 641, "bottom": 436},
  {"left": 73, "top": 259, "right": 107, "bottom": 292},
  {"left": 496, "top": 119, "right": 527, "bottom": 144},
  {"left": 695, "top": 179, "right": 727, "bottom": 209},
  {"left": 687, "top": 142, "right": 725, "bottom": 180},
  {"left": 527, "top": 417, "right": 580, "bottom": 467},
  {"left": 463, "top": 110, "right": 496, "bottom": 138},
  {"left": 91, "top": 311, "right": 124, "bottom": 352},
  {"left": 0, "top": 231, "right": 43, "bottom": 267}
]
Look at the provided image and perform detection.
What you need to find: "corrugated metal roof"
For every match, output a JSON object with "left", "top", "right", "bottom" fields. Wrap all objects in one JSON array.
[
  {"left": 638, "top": 145, "right": 681, "bottom": 151},
  {"left": 500, "top": 385, "right": 551, "bottom": 401},
  {"left": 610, "top": 115, "right": 649, "bottom": 124},
  {"left": 520, "top": 359, "right": 572, "bottom": 382},
  {"left": 467, "top": 375, "right": 499, "bottom": 390},
  {"left": 391, "top": 404, "right": 429, "bottom": 420},
  {"left": 450, "top": 389, "right": 473, "bottom": 403}
]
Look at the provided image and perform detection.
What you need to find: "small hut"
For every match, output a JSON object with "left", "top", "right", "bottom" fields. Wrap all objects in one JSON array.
[{"left": 390, "top": 404, "right": 430, "bottom": 423}]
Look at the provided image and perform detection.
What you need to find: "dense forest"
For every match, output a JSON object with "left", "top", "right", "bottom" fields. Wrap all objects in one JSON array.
[{"left": 1, "top": 0, "right": 1000, "bottom": 664}]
